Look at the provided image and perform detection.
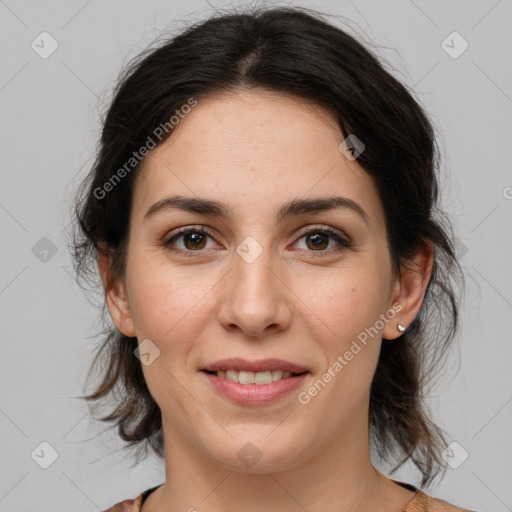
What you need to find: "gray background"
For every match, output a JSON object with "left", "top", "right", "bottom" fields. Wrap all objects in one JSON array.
[{"left": 0, "top": 0, "right": 511, "bottom": 511}]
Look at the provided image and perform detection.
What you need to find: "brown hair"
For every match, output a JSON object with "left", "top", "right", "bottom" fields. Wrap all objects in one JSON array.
[{"left": 70, "top": 5, "right": 464, "bottom": 488}]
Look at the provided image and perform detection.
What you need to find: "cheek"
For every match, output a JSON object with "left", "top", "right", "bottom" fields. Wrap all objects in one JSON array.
[
  {"left": 295, "top": 262, "right": 387, "bottom": 338},
  {"left": 293, "top": 262, "right": 387, "bottom": 395},
  {"left": 126, "top": 256, "right": 216, "bottom": 353}
]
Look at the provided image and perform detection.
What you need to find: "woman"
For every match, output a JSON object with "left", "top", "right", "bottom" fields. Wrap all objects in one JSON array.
[{"left": 71, "top": 5, "right": 475, "bottom": 512}]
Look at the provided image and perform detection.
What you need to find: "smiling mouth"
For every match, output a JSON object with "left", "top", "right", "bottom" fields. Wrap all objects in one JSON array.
[{"left": 202, "top": 369, "right": 308, "bottom": 385}]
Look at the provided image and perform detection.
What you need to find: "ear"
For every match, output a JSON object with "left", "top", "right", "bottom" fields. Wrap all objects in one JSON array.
[
  {"left": 382, "top": 239, "right": 434, "bottom": 340},
  {"left": 97, "top": 247, "right": 136, "bottom": 338}
]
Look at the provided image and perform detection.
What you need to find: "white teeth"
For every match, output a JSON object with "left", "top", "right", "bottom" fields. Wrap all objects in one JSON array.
[
  {"left": 255, "top": 371, "right": 272, "bottom": 385},
  {"left": 239, "top": 370, "right": 256, "bottom": 384},
  {"left": 217, "top": 369, "right": 295, "bottom": 384},
  {"left": 226, "top": 370, "right": 239, "bottom": 383},
  {"left": 272, "top": 370, "right": 283, "bottom": 381}
]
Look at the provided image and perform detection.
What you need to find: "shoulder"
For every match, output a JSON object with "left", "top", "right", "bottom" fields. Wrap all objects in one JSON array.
[
  {"left": 408, "top": 490, "right": 478, "bottom": 512},
  {"left": 101, "top": 486, "right": 478, "bottom": 512},
  {"left": 102, "top": 493, "right": 144, "bottom": 512},
  {"left": 102, "top": 484, "right": 162, "bottom": 512}
]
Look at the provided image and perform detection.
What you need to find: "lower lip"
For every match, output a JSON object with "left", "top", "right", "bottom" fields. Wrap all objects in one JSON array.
[{"left": 201, "top": 371, "right": 309, "bottom": 406}]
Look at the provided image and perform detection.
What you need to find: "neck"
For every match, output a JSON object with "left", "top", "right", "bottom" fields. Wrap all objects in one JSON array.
[{"left": 144, "top": 404, "right": 415, "bottom": 512}]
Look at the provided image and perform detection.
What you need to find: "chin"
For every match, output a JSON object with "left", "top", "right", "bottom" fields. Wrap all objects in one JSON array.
[{"left": 204, "top": 433, "right": 308, "bottom": 474}]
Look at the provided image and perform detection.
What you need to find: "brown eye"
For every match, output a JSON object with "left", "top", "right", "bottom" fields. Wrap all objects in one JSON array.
[
  {"left": 304, "top": 232, "right": 330, "bottom": 251},
  {"left": 181, "top": 231, "right": 207, "bottom": 250},
  {"left": 294, "top": 226, "right": 352, "bottom": 258},
  {"left": 163, "top": 226, "right": 217, "bottom": 255}
]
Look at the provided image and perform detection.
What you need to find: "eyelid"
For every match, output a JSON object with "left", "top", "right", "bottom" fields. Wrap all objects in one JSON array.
[
  {"left": 163, "top": 225, "right": 219, "bottom": 247},
  {"left": 293, "top": 223, "right": 350, "bottom": 242},
  {"left": 162, "top": 223, "right": 352, "bottom": 256}
]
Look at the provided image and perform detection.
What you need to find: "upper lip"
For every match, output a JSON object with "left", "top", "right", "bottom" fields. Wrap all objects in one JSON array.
[{"left": 200, "top": 358, "right": 309, "bottom": 374}]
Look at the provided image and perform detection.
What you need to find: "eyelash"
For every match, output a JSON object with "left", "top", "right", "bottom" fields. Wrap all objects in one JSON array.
[{"left": 162, "top": 225, "right": 352, "bottom": 259}]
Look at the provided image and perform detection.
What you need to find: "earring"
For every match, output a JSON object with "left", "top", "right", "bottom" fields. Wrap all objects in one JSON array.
[{"left": 397, "top": 324, "right": 406, "bottom": 332}]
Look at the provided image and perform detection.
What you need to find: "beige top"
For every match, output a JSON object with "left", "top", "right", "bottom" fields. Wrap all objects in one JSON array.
[{"left": 102, "top": 480, "right": 477, "bottom": 511}]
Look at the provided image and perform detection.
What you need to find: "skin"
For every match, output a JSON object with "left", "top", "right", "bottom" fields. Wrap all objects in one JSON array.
[{"left": 99, "top": 88, "right": 434, "bottom": 512}]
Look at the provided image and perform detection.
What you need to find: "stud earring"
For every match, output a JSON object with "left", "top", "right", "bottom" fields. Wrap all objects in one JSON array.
[{"left": 397, "top": 324, "right": 406, "bottom": 333}]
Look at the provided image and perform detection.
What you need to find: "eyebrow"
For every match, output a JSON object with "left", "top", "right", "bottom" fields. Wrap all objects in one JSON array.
[{"left": 144, "top": 194, "right": 370, "bottom": 226}]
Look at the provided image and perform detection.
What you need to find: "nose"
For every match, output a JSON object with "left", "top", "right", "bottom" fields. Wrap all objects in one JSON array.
[{"left": 216, "top": 240, "right": 292, "bottom": 338}]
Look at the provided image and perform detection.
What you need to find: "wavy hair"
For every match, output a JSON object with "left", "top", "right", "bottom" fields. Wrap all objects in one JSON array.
[{"left": 70, "top": 5, "right": 464, "bottom": 489}]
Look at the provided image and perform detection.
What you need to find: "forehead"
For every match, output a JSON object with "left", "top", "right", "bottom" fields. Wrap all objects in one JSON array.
[
  {"left": 150, "top": 88, "right": 344, "bottom": 164},
  {"left": 133, "top": 89, "right": 383, "bottom": 227}
]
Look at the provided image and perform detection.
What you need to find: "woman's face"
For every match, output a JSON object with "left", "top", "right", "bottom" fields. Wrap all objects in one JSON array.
[{"left": 109, "top": 88, "right": 405, "bottom": 472}]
